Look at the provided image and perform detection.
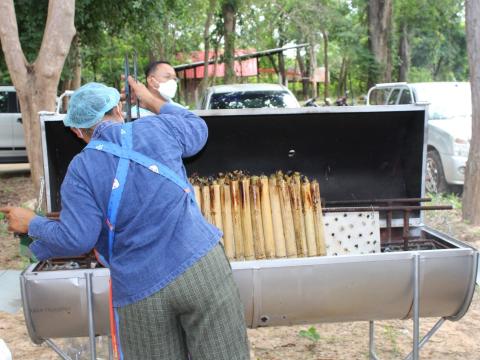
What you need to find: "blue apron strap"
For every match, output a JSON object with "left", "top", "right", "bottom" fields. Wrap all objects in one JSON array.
[
  {"left": 87, "top": 140, "right": 193, "bottom": 199},
  {"left": 105, "top": 123, "right": 132, "bottom": 262},
  {"left": 127, "top": 150, "right": 193, "bottom": 197},
  {"left": 86, "top": 140, "right": 124, "bottom": 159}
]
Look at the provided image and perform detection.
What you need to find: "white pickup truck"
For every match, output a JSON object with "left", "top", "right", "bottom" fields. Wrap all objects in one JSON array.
[
  {"left": 367, "top": 82, "right": 471, "bottom": 193},
  {"left": 0, "top": 86, "right": 27, "bottom": 163}
]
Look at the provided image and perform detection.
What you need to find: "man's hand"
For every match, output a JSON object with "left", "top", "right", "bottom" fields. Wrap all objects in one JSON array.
[
  {"left": 0, "top": 206, "right": 36, "bottom": 234},
  {"left": 127, "top": 76, "right": 166, "bottom": 114}
]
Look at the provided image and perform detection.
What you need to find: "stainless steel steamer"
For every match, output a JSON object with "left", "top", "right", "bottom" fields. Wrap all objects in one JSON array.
[{"left": 21, "top": 106, "right": 478, "bottom": 360}]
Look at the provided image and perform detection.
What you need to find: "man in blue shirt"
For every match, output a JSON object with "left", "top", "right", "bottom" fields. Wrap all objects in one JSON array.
[{"left": 1, "top": 78, "right": 249, "bottom": 360}]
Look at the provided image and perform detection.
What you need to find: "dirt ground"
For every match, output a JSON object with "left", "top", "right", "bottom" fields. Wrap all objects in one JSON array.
[{"left": 1, "top": 169, "right": 479, "bottom": 359}]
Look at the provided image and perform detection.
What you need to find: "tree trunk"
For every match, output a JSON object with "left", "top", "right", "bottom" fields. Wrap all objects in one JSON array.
[
  {"left": 0, "top": 0, "right": 75, "bottom": 195},
  {"left": 296, "top": 48, "right": 309, "bottom": 99},
  {"left": 222, "top": 1, "right": 237, "bottom": 84},
  {"left": 308, "top": 37, "right": 317, "bottom": 98},
  {"left": 278, "top": 20, "right": 287, "bottom": 85},
  {"left": 367, "top": 0, "right": 393, "bottom": 88},
  {"left": 338, "top": 57, "right": 346, "bottom": 98},
  {"left": 268, "top": 55, "right": 279, "bottom": 76},
  {"left": 278, "top": 52, "right": 286, "bottom": 85},
  {"left": 463, "top": 0, "right": 480, "bottom": 225},
  {"left": 397, "top": 22, "right": 409, "bottom": 82},
  {"left": 198, "top": 0, "right": 217, "bottom": 101},
  {"left": 211, "top": 34, "right": 222, "bottom": 86},
  {"left": 433, "top": 56, "right": 443, "bottom": 80},
  {"left": 72, "top": 34, "right": 82, "bottom": 89},
  {"left": 322, "top": 30, "right": 329, "bottom": 102}
]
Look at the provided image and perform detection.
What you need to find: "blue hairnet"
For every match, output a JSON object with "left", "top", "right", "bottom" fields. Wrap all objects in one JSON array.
[{"left": 64, "top": 82, "right": 121, "bottom": 128}]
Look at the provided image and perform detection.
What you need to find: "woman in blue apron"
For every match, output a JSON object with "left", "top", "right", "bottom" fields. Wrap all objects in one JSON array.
[{"left": 1, "top": 79, "right": 249, "bottom": 360}]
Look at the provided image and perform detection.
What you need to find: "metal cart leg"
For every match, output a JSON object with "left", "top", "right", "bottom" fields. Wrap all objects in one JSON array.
[
  {"left": 108, "top": 335, "right": 114, "bottom": 360},
  {"left": 404, "top": 318, "right": 446, "bottom": 360},
  {"left": 85, "top": 272, "right": 97, "bottom": 360},
  {"left": 368, "top": 253, "right": 446, "bottom": 360},
  {"left": 412, "top": 253, "right": 420, "bottom": 360},
  {"left": 44, "top": 339, "right": 74, "bottom": 360},
  {"left": 369, "top": 321, "right": 379, "bottom": 360},
  {"left": 43, "top": 272, "right": 110, "bottom": 360}
]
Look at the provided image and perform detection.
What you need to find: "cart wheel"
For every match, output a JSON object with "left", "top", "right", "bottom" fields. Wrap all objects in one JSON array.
[{"left": 426, "top": 150, "right": 448, "bottom": 194}]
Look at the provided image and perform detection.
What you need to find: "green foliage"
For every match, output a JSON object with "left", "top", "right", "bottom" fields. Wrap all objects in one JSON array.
[
  {"left": 395, "top": 0, "right": 467, "bottom": 81},
  {"left": 298, "top": 326, "right": 321, "bottom": 342},
  {"left": 14, "top": 0, "right": 49, "bottom": 63},
  {"left": 408, "top": 67, "right": 434, "bottom": 82},
  {"left": 0, "top": 0, "right": 470, "bottom": 97}
]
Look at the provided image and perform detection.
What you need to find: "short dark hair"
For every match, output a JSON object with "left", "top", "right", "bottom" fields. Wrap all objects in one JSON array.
[{"left": 145, "top": 61, "right": 174, "bottom": 78}]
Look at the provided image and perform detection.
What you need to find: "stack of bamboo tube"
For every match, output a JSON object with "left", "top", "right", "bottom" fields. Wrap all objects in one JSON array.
[{"left": 190, "top": 171, "right": 327, "bottom": 261}]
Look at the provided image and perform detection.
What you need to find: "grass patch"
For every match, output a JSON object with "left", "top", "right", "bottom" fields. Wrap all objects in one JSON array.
[
  {"left": 427, "top": 192, "right": 462, "bottom": 209},
  {"left": 299, "top": 326, "right": 321, "bottom": 342},
  {"left": 383, "top": 325, "right": 400, "bottom": 356},
  {"left": 0, "top": 221, "right": 8, "bottom": 236}
]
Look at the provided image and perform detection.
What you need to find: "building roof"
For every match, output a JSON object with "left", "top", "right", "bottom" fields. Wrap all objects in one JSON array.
[{"left": 174, "top": 44, "right": 308, "bottom": 72}]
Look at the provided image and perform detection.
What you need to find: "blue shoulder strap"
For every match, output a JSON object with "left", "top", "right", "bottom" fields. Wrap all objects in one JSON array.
[
  {"left": 87, "top": 144, "right": 193, "bottom": 197},
  {"left": 104, "top": 123, "right": 132, "bottom": 262}
]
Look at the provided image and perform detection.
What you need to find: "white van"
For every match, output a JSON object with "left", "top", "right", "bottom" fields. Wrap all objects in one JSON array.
[
  {"left": 367, "top": 82, "right": 471, "bottom": 193},
  {"left": 0, "top": 86, "right": 27, "bottom": 163}
]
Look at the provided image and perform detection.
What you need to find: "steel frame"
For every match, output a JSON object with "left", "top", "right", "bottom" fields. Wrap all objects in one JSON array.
[
  {"left": 44, "top": 273, "right": 113, "bottom": 360},
  {"left": 368, "top": 253, "right": 446, "bottom": 360}
]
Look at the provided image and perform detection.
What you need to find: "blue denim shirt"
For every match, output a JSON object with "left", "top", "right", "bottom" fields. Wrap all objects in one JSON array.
[{"left": 29, "top": 103, "right": 221, "bottom": 307}]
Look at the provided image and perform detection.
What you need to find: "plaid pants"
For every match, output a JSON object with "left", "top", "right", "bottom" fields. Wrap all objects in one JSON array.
[{"left": 116, "top": 243, "right": 250, "bottom": 360}]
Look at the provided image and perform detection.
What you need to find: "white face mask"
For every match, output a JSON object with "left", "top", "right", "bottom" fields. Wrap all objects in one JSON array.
[{"left": 156, "top": 79, "right": 178, "bottom": 101}]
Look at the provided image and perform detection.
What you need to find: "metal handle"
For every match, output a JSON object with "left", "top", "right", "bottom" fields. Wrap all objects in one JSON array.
[
  {"left": 124, "top": 49, "right": 139, "bottom": 121},
  {"left": 124, "top": 53, "right": 131, "bottom": 122}
]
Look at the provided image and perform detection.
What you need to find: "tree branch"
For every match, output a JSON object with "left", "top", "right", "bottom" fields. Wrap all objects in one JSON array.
[
  {"left": 36, "top": 0, "right": 76, "bottom": 82},
  {"left": 0, "top": 0, "right": 28, "bottom": 88}
]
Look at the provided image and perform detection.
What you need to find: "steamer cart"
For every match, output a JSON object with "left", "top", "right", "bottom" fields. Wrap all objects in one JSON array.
[{"left": 21, "top": 105, "right": 478, "bottom": 359}]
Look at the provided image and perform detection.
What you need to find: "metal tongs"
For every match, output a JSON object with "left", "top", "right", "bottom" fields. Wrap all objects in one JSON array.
[{"left": 123, "top": 50, "right": 140, "bottom": 121}]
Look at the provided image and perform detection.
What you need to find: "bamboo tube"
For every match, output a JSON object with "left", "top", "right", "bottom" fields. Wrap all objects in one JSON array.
[
  {"left": 301, "top": 179, "right": 317, "bottom": 257},
  {"left": 260, "top": 175, "right": 275, "bottom": 258},
  {"left": 240, "top": 177, "right": 255, "bottom": 260},
  {"left": 193, "top": 184, "right": 202, "bottom": 209},
  {"left": 293, "top": 173, "right": 308, "bottom": 256},
  {"left": 278, "top": 178, "right": 297, "bottom": 257},
  {"left": 221, "top": 183, "right": 235, "bottom": 260},
  {"left": 250, "top": 177, "right": 266, "bottom": 259},
  {"left": 289, "top": 181, "right": 306, "bottom": 257},
  {"left": 201, "top": 184, "right": 213, "bottom": 224},
  {"left": 269, "top": 176, "right": 287, "bottom": 258},
  {"left": 211, "top": 181, "right": 223, "bottom": 234},
  {"left": 230, "top": 180, "right": 244, "bottom": 260},
  {"left": 311, "top": 180, "right": 327, "bottom": 256},
  {"left": 275, "top": 170, "right": 284, "bottom": 182}
]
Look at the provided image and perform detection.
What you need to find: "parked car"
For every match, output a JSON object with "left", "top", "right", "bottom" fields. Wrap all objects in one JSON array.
[
  {"left": 200, "top": 83, "right": 300, "bottom": 110},
  {"left": 367, "top": 82, "right": 471, "bottom": 193},
  {"left": 0, "top": 86, "right": 27, "bottom": 163}
]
